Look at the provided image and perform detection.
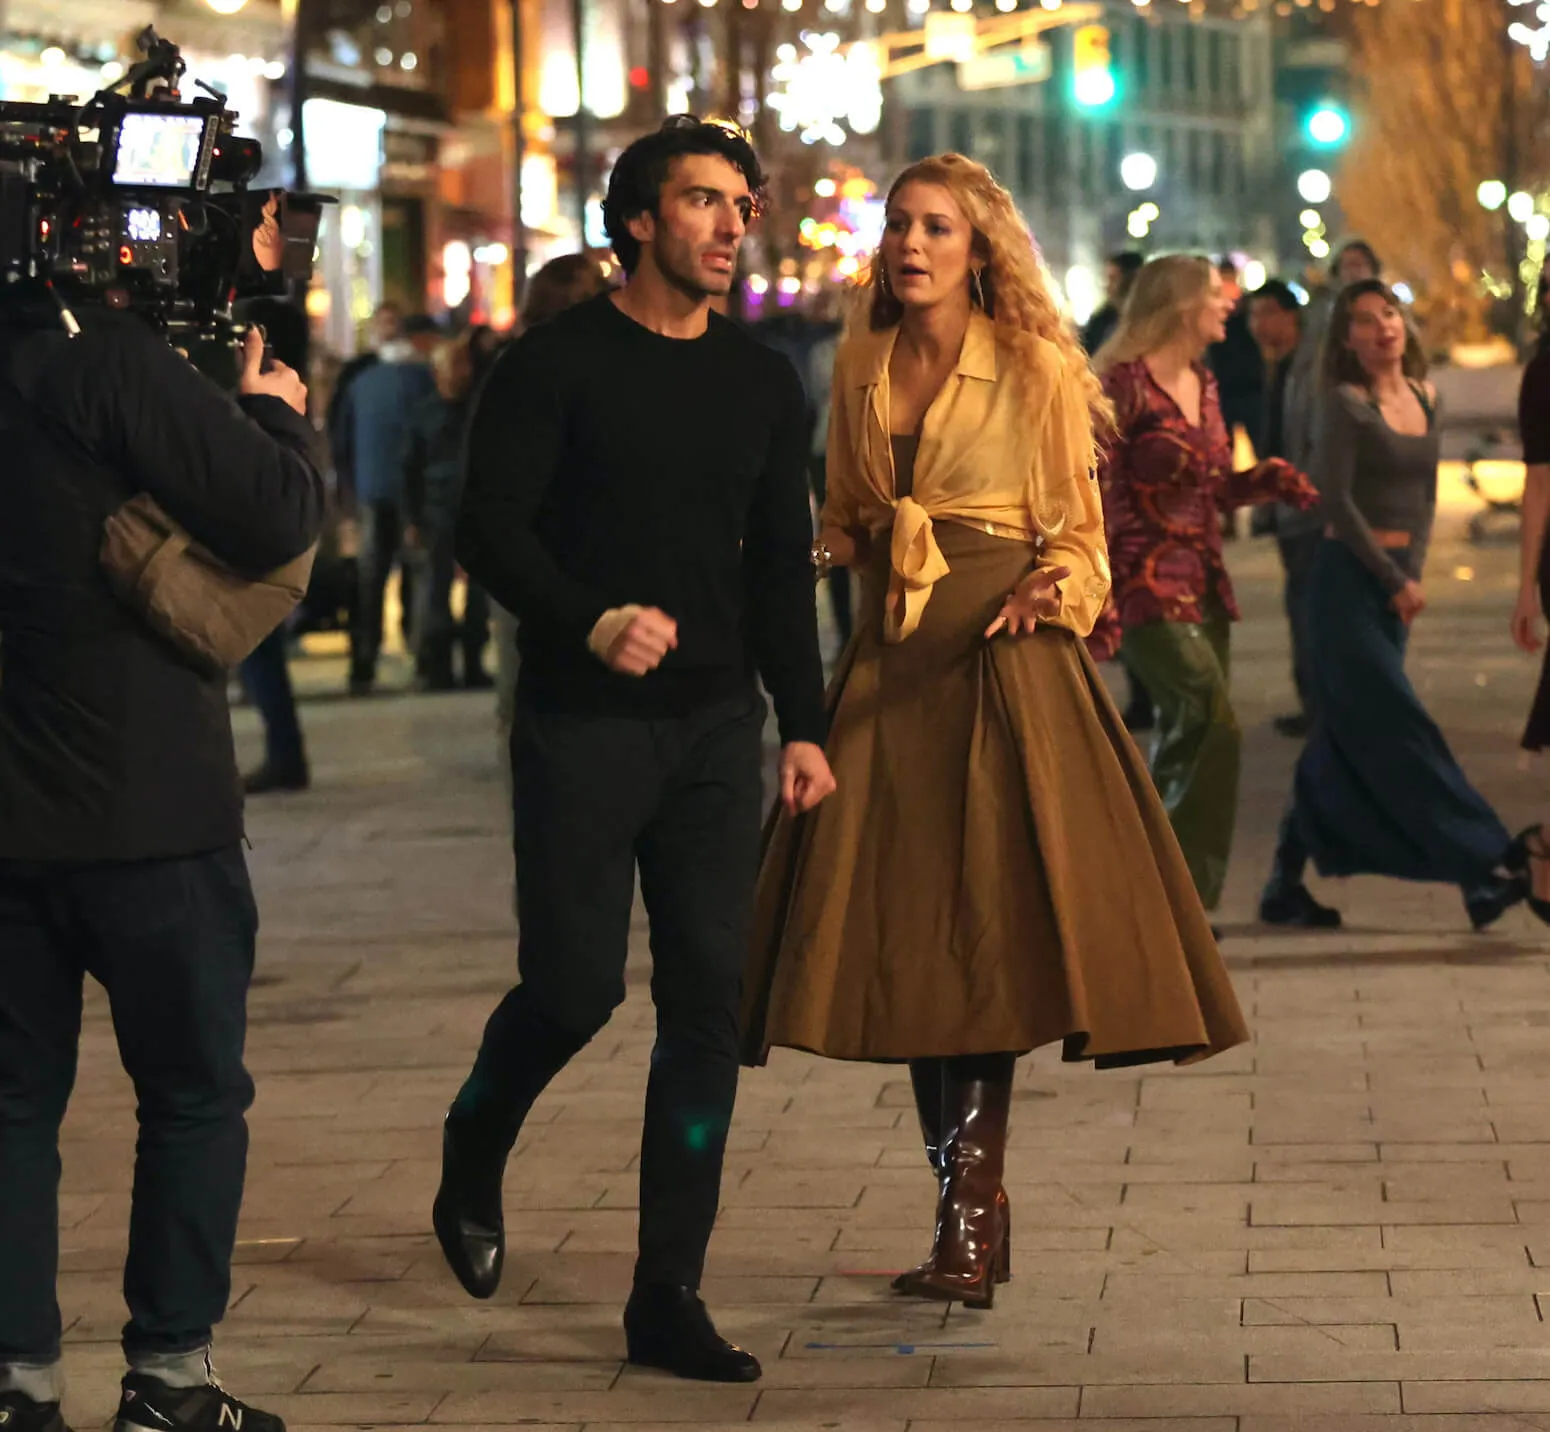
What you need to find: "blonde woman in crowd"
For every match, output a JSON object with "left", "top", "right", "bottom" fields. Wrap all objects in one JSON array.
[
  {"left": 1090, "top": 256, "right": 1318, "bottom": 918},
  {"left": 744, "top": 155, "right": 1248, "bottom": 1311}
]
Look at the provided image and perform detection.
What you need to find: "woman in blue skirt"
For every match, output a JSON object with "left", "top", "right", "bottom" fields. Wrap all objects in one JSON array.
[{"left": 1259, "top": 279, "right": 1539, "bottom": 931}]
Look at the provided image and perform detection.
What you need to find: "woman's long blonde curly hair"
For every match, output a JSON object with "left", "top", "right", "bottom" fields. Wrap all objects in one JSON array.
[{"left": 860, "top": 153, "right": 1111, "bottom": 434}]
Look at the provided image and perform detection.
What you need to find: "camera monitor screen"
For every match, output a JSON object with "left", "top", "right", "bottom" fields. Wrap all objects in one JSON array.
[{"left": 112, "top": 112, "right": 209, "bottom": 189}]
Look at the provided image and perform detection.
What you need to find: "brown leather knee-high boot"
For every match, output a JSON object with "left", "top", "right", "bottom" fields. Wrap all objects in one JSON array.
[{"left": 906, "top": 1053, "right": 1015, "bottom": 1309}]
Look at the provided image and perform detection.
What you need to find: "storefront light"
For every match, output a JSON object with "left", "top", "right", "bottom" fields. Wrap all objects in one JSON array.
[
  {"left": 100, "top": 61, "right": 124, "bottom": 83},
  {"left": 443, "top": 241, "right": 472, "bottom": 308},
  {"left": 40, "top": 48, "right": 66, "bottom": 68},
  {"left": 205, "top": 0, "right": 250, "bottom": 13}
]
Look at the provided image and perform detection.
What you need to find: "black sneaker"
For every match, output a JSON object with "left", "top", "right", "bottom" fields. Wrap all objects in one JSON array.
[
  {"left": 113, "top": 1375, "right": 284, "bottom": 1432},
  {"left": 0, "top": 1391, "right": 72, "bottom": 1432}
]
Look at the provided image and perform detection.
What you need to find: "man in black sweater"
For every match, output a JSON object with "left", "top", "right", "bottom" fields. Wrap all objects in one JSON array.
[
  {"left": 0, "top": 308, "right": 323, "bottom": 1432},
  {"left": 433, "top": 117, "right": 834, "bottom": 1383}
]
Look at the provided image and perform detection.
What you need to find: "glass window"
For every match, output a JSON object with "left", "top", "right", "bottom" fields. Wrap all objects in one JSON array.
[
  {"left": 1016, "top": 114, "right": 1038, "bottom": 195},
  {"left": 1131, "top": 16, "right": 1151, "bottom": 92},
  {"left": 949, "top": 108, "right": 973, "bottom": 157},
  {"left": 907, "top": 107, "right": 935, "bottom": 161}
]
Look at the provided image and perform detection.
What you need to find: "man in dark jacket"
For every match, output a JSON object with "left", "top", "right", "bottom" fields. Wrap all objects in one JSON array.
[
  {"left": 336, "top": 314, "right": 440, "bottom": 694},
  {"left": 0, "top": 307, "right": 323, "bottom": 1432},
  {"left": 401, "top": 333, "right": 490, "bottom": 690}
]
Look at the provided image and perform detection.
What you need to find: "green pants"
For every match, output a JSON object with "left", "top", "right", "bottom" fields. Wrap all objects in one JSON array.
[{"left": 1120, "top": 607, "right": 1240, "bottom": 911}]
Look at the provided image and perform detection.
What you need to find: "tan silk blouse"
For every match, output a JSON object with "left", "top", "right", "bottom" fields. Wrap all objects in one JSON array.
[{"left": 820, "top": 310, "right": 1112, "bottom": 643}]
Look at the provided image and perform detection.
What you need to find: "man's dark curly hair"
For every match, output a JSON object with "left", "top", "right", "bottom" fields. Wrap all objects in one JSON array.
[{"left": 602, "top": 116, "right": 768, "bottom": 277}]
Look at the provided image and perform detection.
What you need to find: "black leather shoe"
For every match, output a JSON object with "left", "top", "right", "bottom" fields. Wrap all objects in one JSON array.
[
  {"left": 0, "top": 1391, "right": 72, "bottom": 1432},
  {"left": 1466, "top": 874, "right": 1529, "bottom": 932},
  {"left": 624, "top": 1283, "right": 761, "bottom": 1383},
  {"left": 432, "top": 1119, "right": 505, "bottom": 1299},
  {"left": 1260, "top": 882, "right": 1342, "bottom": 929},
  {"left": 243, "top": 763, "right": 309, "bottom": 795}
]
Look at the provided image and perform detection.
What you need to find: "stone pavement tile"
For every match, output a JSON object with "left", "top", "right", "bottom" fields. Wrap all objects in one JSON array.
[
  {"left": 1403, "top": 1381, "right": 1550, "bottom": 1413},
  {"left": 1079, "top": 1381, "right": 1402, "bottom": 1417},
  {"left": 752, "top": 1387, "right": 1080, "bottom": 1420},
  {"left": 251, "top": 1392, "right": 446, "bottom": 1424},
  {"left": 1399, "top": 1319, "right": 1550, "bottom": 1351},
  {"left": 1100, "top": 1272, "right": 1391, "bottom": 1302},
  {"left": 1390, "top": 1269, "right": 1550, "bottom": 1296},
  {"left": 432, "top": 1387, "right": 759, "bottom": 1422},
  {"left": 1242, "top": 1419, "right": 1539, "bottom": 1431},
  {"left": 1107, "top": 1224, "right": 1382, "bottom": 1255},
  {"left": 924, "top": 1350, "right": 1245, "bottom": 1386},
  {"left": 1251, "top": 1349, "right": 1550, "bottom": 1382},
  {"left": 301, "top": 1358, "right": 621, "bottom": 1393},
  {"left": 1241, "top": 1296, "right": 1539, "bottom": 1327},
  {"left": 1248, "top": 1191, "right": 1518, "bottom": 1225},
  {"left": 590, "top": 1424, "right": 901, "bottom": 1432},
  {"left": 223, "top": 1282, "right": 372, "bottom": 1335},
  {"left": 911, "top": 1423, "right": 1238, "bottom": 1432},
  {"left": 1090, "top": 1324, "right": 1398, "bottom": 1356},
  {"left": 1247, "top": 1246, "right": 1529, "bottom": 1274}
]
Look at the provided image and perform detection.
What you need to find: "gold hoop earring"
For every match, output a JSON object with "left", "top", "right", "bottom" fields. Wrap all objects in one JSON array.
[{"left": 971, "top": 269, "right": 986, "bottom": 309}]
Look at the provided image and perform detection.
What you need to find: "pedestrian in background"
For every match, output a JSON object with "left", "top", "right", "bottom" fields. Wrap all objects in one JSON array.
[
  {"left": 402, "top": 333, "right": 491, "bottom": 692},
  {"left": 1510, "top": 263, "right": 1550, "bottom": 917},
  {"left": 1247, "top": 279, "right": 1320, "bottom": 740},
  {"left": 1261, "top": 281, "right": 1537, "bottom": 931},
  {"left": 1091, "top": 255, "right": 1318, "bottom": 917},
  {"left": 1081, "top": 250, "right": 1144, "bottom": 358},
  {"left": 336, "top": 314, "right": 440, "bottom": 696},
  {"left": 745, "top": 156, "right": 1248, "bottom": 1315}
]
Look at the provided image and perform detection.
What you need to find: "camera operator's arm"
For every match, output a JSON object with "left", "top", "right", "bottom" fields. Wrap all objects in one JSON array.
[
  {"left": 457, "top": 334, "right": 609, "bottom": 641},
  {"left": 62, "top": 323, "right": 326, "bottom": 576}
]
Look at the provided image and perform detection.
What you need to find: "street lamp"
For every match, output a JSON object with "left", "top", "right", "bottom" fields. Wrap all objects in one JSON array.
[
  {"left": 1297, "top": 168, "right": 1332, "bottom": 204},
  {"left": 1120, "top": 152, "right": 1157, "bottom": 192}
]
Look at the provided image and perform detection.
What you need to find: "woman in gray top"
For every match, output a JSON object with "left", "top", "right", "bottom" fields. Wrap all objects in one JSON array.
[{"left": 1259, "top": 279, "right": 1537, "bottom": 931}]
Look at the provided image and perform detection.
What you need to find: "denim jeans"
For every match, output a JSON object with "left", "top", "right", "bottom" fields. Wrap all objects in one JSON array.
[
  {"left": 239, "top": 626, "right": 305, "bottom": 774},
  {"left": 0, "top": 848, "right": 257, "bottom": 1363}
]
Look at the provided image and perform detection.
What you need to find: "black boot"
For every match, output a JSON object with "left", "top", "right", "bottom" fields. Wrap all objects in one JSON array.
[
  {"left": 432, "top": 1118, "right": 506, "bottom": 1299},
  {"left": 1465, "top": 873, "right": 1528, "bottom": 931},
  {"left": 624, "top": 1283, "right": 760, "bottom": 1382},
  {"left": 433, "top": 987, "right": 589, "bottom": 1299},
  {"left": 1260, "top": 802, "right": 1341, "bottom": 928}
]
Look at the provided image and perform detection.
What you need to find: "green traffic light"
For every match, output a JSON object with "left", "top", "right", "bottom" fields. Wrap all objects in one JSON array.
[{"left": 1305, "top": 104, "right": 1349, "bottom": 148}]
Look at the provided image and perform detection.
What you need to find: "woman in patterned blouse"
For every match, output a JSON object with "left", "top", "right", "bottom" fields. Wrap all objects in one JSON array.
[{"left": 1091, "top": 256, "right": 1318, "bottom": 914}]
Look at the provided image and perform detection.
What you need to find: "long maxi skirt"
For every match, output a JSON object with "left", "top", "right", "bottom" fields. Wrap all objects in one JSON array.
[
  {"left": 742, "top": 523, "right": 1249, "bottom": 1069},
  {"left": 1289, "top": 539, "right": 1510, "bottom": 887}
]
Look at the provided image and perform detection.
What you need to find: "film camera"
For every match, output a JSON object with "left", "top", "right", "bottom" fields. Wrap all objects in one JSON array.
[{"left": 0, "top": 26, "right": 326, "bottom": 344}]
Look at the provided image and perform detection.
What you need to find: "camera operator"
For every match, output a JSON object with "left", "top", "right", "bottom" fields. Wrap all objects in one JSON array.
[{"left": 0, "top": 288, "right": 323, "bottom": 1432}]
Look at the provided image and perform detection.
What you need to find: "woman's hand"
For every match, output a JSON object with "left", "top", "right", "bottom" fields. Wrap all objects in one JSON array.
[
  {"left": 1514, "top": 582, "right": 1544, "bottom": 653},
  {"left": 1392, "top": 579, "right": 1426, "bottom": 626},
  {"left": 818, "top": 525, "right": 868, "bottom": 569},
  {"left": 986, "top": 565, "right": 1071, "bottom": 638}
]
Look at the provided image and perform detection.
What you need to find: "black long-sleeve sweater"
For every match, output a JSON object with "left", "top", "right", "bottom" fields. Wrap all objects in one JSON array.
[{"left": 457, "top": 294, "right": 825, "bottom": 747}]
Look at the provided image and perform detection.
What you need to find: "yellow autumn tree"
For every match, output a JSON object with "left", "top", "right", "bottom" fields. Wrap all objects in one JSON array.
[{"left": 1338, "top": 0, "right": 1549, "bottom": 346}]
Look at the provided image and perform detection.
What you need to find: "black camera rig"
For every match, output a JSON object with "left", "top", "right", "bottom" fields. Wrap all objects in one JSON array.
[{"left": 0, "top": 26, "right": 327, "bottom": 341}]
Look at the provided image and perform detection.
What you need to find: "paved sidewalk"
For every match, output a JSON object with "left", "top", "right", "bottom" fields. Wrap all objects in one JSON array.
[{"left": 51, "top": 510, "right": 1550, "bottom": 1432}]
